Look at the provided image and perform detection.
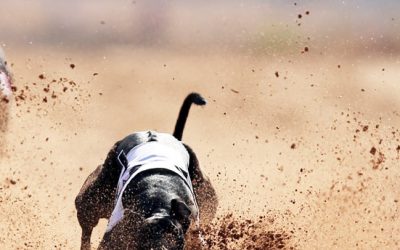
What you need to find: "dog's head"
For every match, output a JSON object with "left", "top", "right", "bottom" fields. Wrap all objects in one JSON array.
[{"left": 112, "top": 198, "right": 193, "bottom": 250}]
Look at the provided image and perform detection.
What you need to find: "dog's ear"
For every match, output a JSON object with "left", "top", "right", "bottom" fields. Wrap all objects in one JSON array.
[{"left": 170, "top": 199, "right": 191, "bottom": 227}]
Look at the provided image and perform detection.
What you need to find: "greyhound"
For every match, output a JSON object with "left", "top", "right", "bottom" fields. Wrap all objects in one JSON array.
[
  {"left": 0, "top": 48, "right": 12, "bottom": 152},
  {"left": 75, "top": 93, "right": 217, "bottom": 249}
]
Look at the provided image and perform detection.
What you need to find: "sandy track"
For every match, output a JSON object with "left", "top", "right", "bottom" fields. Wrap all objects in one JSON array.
[{"left": 0, "top": 47, "right": 399, "bottom": 249}]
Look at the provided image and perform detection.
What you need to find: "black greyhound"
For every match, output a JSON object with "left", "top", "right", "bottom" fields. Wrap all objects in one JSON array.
[{"left": 75, "top": 93, "right": 218, "bottom": 249}]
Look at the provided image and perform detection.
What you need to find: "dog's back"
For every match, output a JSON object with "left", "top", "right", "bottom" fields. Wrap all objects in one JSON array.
[{"left": 117, "top": 131, "right": 188, "bottom": 158}]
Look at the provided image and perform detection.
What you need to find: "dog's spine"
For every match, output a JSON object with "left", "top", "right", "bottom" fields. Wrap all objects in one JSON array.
[{"left": 173, "top": 93, "right": 206, "bottom": 140}]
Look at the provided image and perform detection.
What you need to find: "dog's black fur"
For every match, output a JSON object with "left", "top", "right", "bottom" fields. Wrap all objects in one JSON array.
[{"left": 75, "top": 93, "right": 217, "bottom": 250}]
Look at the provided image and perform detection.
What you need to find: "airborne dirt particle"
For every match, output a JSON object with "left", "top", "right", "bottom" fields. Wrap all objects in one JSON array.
[
  {"left": 70, "top": 64, "right": 75, "bottom": 69},
  {"left": 10, "top": 179, "right": 17, "bottom": 185},
  {"left": 370, "top": 147, "right": 376, "bottom": 155},
  {"left": 301, "top": 46, "right": 309, "bottom": 54},
  {"left": 372, "top": 152, "right": 385, "bottom": 170},
  {"left": 1, "top": 96, "right": 9, "bottom": 103}
]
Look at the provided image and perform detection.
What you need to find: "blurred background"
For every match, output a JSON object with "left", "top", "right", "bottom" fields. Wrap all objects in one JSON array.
[
  {"left": 1, "top": 0, "right": 400, "bottom": 55},
  {"left": 0, "top": 1, "right": 399, "bottom": 249}
]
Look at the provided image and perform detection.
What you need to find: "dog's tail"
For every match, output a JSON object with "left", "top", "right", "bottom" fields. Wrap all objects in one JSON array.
[{"left": 173, "top": 92, "right": 206, "bottom": 140}]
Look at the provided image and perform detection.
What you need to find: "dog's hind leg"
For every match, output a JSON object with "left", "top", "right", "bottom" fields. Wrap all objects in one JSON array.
[
  {"left": 79, "top": 224, "right": 93, "bottom": 250},
  {"left": 184, "top": 144, "right": 218, "bottom": 224},
  {"left": 75, "top": 164, "right": 105, "bottom": 250},
  {"left": 75, "top": 141, "right": 122, "bottom": 250}
]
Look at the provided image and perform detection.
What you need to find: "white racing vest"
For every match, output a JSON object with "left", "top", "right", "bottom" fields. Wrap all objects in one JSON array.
[
  {"left": 106, "top": 132, "right": 199, "bottom": 232},
  {"left": 0, "top": 71, "right": 11, "bottom": 96},
  {"left": 0, "top": 48, "right": 12, "bottom": 97}
]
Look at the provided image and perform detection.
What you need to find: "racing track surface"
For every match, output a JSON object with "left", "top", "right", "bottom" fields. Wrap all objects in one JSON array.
[{"left": 0, "top": 47, "right": 399, "bottom": 249}]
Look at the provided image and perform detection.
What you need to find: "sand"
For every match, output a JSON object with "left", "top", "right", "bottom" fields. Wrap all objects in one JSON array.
[{"left": 0, "top": 46, "right": 399, "bottom": 249}]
